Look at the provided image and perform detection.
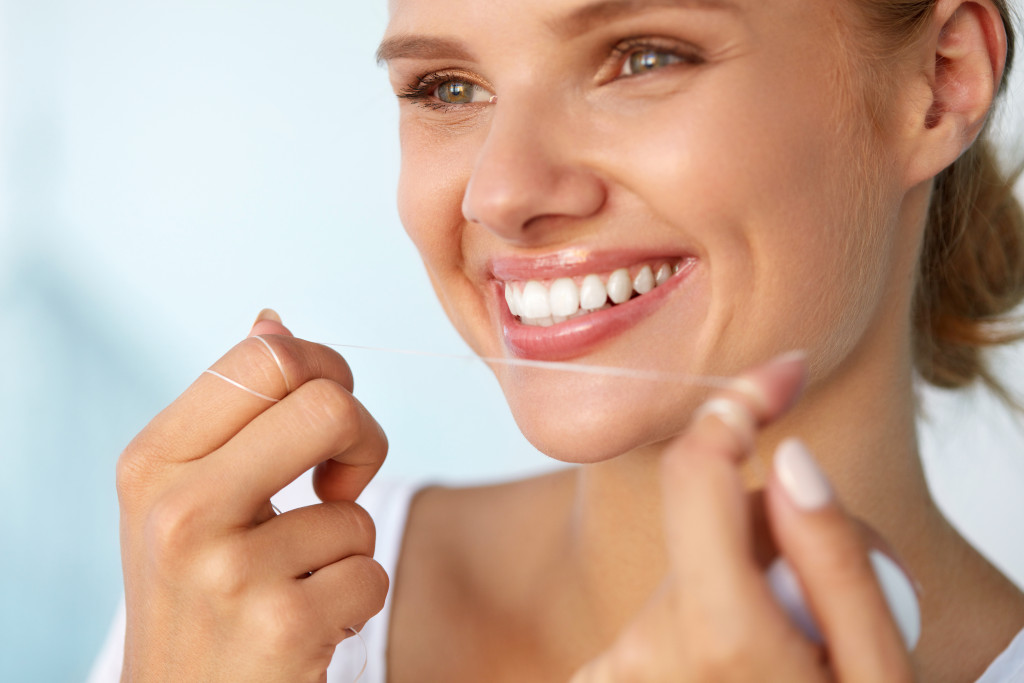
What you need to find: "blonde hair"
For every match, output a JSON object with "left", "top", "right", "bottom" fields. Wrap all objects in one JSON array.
[{"left": 857, "top": 0, "right": 1024, "bottom": 403}]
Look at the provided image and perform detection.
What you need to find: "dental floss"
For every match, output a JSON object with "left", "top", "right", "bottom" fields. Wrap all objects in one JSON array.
[
  {"left": 322, "top": 342, "right": 738, "bottom": 388},
  {"left": 202, "top": 369, "right": 280, "bottom": 403},
  {"left": 254, "top": 335, "right": 291, "bottom": 392},
  {"left": 344, "top": 628, "right": 368, "bottom": 683}
]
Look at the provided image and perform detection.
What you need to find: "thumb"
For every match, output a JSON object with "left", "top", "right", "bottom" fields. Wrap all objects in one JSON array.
[{"left": 248, "top": 307, "right": 293, "bottom": 337}]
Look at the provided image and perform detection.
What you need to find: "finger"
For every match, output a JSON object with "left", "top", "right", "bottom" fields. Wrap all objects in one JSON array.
[
  {"left": 250, "top": 500, "right": 377, "bottom": 577},
  {"left": 662, "top": 352, "right": 809, "bottom": 592},
  {"left": 196, "top": 378, "right": 387, "bottom": 518},
  {"left": 300, "top": 554, "right": 389, "bottom": 640},
  {"left": 132, "top": 332, "right": 355, "bottom": 467},
  {"left": 248, "top": 308, "right": 293, "bottom": 338},
  {"left": 766, "top": 438, "right": 916, "bottom": 679}
]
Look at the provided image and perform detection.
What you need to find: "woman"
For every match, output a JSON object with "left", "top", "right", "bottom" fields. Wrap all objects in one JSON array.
[{"left": 96, "top": 0, "right": 1024, "bottom": 680}]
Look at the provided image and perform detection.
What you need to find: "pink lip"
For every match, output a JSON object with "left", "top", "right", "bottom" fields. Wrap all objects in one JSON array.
[{"left": 498, "top": 258, "right": 698, "bottom": 361}]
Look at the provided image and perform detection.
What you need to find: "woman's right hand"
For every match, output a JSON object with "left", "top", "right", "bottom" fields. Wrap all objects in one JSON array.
[{"left": 116, "top": 311, "right": 389, "bottom": 682}]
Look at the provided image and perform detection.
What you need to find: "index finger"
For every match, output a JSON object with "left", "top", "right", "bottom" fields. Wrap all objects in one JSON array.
[{"left": 130, "top": 331, "right": 355, "bottom": 467}]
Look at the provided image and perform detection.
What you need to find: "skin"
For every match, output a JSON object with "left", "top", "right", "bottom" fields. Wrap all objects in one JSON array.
[{"left": 114, "top": 0, "right": 1024, "bottom": 680}]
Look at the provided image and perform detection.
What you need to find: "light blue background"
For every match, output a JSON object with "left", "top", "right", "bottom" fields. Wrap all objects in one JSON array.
[{"left": 1, "top": 2, "right": 1023, "bottom": 680}]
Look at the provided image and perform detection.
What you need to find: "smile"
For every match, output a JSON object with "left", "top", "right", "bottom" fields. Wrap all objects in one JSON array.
[
  {"left": 494, "top": 253, "right": 699, "bottom": 360},
  {"left": 503, "top": 259, "right": 687, "bottom": 326}
]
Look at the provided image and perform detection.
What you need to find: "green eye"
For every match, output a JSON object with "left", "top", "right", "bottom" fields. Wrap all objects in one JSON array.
[
  {"left": 625, "top": 49, "right": 682, "bottom": 76},
  {"left": 438, "top": 81, "right": 477, "bottom": 104}
]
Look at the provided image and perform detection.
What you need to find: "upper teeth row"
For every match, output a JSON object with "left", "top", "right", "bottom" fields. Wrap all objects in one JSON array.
[{"left": 504, "top": 263, "right": 678, "bottom": 322}]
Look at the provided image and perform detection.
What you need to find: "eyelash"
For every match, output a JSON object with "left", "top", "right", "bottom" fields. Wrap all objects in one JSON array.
[{"left": 397, "top": 37, "right": 704, "bottom": 112}]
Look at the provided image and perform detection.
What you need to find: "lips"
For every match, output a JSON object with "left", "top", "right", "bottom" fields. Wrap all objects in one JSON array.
[{"left": 492, "top": 253, "right": 698, "bottom": 360}]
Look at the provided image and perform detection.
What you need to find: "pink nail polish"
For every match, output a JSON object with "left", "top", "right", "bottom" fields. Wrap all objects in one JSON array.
[{"left": 774, "top": 438, "right": 832, "bottom": 510}]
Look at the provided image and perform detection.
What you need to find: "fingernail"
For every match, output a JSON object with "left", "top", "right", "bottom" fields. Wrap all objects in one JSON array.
[
  {"left": 869, "top": 550, "right": 922, "bottom": 650},
  {"left": 692, "top": 397, "right": 756, "bottom": 452},
  {"left": 727, "top": 350, "right": 808, "bottom": 415},
  {"left": 774, "top": 438, "right": 832, "bottom": 510},
  {"left": 254, "top": 308, "right": 282, "bottom": 325}
]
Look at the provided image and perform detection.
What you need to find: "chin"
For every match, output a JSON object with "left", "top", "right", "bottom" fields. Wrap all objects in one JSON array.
[{"left": 498, "top": 369, "right": 702, "bottom": 463}]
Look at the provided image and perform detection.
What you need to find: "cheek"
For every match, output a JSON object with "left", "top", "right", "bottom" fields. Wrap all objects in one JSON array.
[
  {"left": 396, "top": 121, "right": 468, "bottom": 268},
  {"left": 397, "top": 119, "right": 501, "bottom": 354}
]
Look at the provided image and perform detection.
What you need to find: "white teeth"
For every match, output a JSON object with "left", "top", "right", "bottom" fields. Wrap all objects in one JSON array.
[
  {"left": 505, "top": 283, "right": 516, "bottom": 315},
  {"left": 549, "top": 278, "right": 580, "bottom": 317},
  {"left": 521, "top": 280, "right": 551, "bottom": 318},
  {"left": 504, "top": 260, "right": 684, "bottom": 325},
  {"left": 606, "top": 268, "right": 633, "bottom": 304},
  {"left": 580, "top": 274, "right": 608, "bottom": 311},
  {"left": 633, "top": 265, "right": 655, "bottom": 295}
]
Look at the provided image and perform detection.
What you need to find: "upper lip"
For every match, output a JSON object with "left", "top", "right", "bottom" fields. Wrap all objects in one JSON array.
[{"left": 489, "top": 247, "right": 694, "bottom": 281}]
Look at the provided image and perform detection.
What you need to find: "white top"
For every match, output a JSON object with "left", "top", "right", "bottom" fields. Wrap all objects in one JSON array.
[{"left": 88, "top": 477, "right": 1024, "bottom": 682}]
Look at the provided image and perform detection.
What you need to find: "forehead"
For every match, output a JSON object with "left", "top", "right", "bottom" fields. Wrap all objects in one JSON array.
[{"left": 383, "top": 0, "right": 749, "bottom": 39}]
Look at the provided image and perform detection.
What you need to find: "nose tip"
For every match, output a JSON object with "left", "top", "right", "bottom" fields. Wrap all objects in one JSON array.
[{"left": 461, "top": 109, "right": 606, "bottom": 243}]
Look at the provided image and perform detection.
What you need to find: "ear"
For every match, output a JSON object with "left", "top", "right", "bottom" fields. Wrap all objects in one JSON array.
[{"left": 903, "top": 0, "right": 1007, "bottom": 187}]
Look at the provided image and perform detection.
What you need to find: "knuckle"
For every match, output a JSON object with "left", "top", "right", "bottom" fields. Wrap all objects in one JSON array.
[
  {"left": 144, "top": 493, "right": 206, "bottom": 564},
  {"left": 115, "top": 447, "right": 150, "bottom": 504},
  {"left": 115, "top": 433, "right": 171, "bottom": 504},
  {"left": 294, "top": 380, "right": 361, "bottom": 446},
  {"left": 334, "top": 502, "right": 377, "bottom": 553},
  {"left": 191, "top": 541, "right": 252, "bottom": 601},
  {"left": 250, "top": 590, "right": 309, "bottom": 654},
  {"left": 356, "top": 556, "right": 390, "bottom": 614}
]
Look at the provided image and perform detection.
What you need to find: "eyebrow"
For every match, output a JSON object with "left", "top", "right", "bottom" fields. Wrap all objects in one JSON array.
[
  {"left": 376, "top": 0, "right": 738, "bottom": 65},
  {"left": 376, "top": 35, "right": 475, "bottom": 66},
  {"left": 554, "top": 0, "right": 740, "bottom": 38}
]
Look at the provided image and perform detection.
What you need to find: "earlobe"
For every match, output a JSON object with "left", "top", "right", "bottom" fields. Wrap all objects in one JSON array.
[{"left": 904, "top": 0, "right": 1007, "bottom": 186}]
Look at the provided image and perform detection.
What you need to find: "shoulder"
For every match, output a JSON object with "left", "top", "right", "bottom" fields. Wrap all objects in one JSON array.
[{"left": 976, "top": 626, "right": 1024, "bottom": 682}]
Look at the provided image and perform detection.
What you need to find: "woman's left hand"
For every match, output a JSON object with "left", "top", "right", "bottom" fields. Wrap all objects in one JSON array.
[{"left": 571, "top": 353, "right": 916, "bottom": 682}]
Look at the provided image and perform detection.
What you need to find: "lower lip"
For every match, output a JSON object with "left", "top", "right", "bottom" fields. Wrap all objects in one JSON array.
[{"left": 499, "top": 261, "right": 697, "bottom": 361}]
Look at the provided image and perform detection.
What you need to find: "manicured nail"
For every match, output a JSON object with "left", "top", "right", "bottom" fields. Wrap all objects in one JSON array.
[
  {"left": 869, "top": 550, "right": 921, "bottom": 650},
  {"left": 692, "top": 397, "right": 756, "bottom": 452},
  {"left": 774, "top": 438, "right": 832, "bottom": 510},
  {"left": 254, "top": 308, "right": 282, "bottom": 325}
]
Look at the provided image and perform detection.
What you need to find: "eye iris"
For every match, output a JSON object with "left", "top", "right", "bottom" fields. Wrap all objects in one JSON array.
[
  {"left": 438, "top": 81, "right": 475, "bottom": 104},
  {"left": 629, "top": 50, "right": 671, "bottom": 73}
]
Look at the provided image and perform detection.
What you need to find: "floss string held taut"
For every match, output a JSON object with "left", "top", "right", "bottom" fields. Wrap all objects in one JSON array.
[{"left": 322, "top": 342, "right": 739, "bottom": 388}]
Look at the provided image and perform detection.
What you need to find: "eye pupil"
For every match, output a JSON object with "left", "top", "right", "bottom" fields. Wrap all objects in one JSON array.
[
  {"left": 630, "top": 50, "right": 669, "bottom": 74},
  {"left": 439, "top": 81, "right": 474, "bottom": 104}
]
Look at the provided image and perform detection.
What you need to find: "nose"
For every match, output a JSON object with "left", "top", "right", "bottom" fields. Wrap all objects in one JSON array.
[{"left": 461, "top": 99, "right": 606, "bottom": 245}]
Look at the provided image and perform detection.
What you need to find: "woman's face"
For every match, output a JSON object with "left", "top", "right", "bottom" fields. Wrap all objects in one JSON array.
[{"left": 381, "top": 0, "right": 911, "bottom": 461}]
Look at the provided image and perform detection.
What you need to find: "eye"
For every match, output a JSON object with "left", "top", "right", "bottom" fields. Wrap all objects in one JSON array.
[
  {"left": 437, "top": 80, "right": 492, "bottom": 105},
  {"left": 397, "top": 71, "right": 495, "bottom": 110},
  {"left": 621, "top": 49, "right": 685, "bottom": 77}
]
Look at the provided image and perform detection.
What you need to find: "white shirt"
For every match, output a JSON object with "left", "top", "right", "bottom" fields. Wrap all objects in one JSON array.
[{"left": 88, "top": 477, "right": 1024, "bottom": 682}]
